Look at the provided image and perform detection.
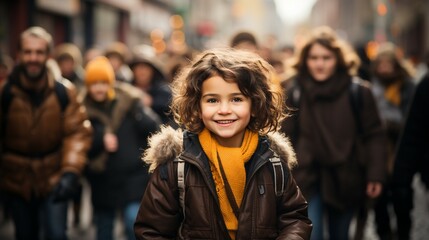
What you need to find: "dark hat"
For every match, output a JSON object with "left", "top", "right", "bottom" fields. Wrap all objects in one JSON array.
[
  {"left": 104, "top": 41, "right": 131, "bottom": 62},
  {"left": 129, "top": 44, "right": 166, "bottom": 80},
  {"left": 230, "top": 31, "right": 258, "bottom": 48},
  {"left": 54, "top": 43, "right": 83, "bottom": 66}
]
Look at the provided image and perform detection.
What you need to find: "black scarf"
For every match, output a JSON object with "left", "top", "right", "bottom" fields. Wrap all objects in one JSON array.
[{"left": 296, "top": 71, "right": 355, "bottom": 165}]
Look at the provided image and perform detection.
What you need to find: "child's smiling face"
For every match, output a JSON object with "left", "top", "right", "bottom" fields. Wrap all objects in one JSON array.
[{"left": 200, "top": 75, "right": 252, "bottom": 148}]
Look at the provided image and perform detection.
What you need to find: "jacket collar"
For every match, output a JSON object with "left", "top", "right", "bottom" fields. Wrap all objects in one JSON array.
[{"left": 143, "top": 126, "right": 297, "bottom": 173}]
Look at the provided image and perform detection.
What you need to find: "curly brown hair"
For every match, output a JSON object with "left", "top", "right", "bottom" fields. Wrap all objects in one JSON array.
[{"left": 170, "top": 48, "right": 286, "bottom": 134}]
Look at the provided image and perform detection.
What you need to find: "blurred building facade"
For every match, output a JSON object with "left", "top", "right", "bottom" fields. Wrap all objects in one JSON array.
[
  {"left": 0, "top": 0, "right": 427, "bottom": 61},
  {"left": 393, "top": 0, "right": 428, "bottom": 60},
  {"left": 183, "top": 0, "right": 286, "bottom": 49},
  {"left": 309, "top": 0, "right": 429, "bottom": 59},
  {"left": 0, "top": 0, "right": 176, "bottom": 58}
]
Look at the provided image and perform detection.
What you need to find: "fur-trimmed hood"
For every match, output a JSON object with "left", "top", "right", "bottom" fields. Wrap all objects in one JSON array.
[
  {"left": 84, "top": 82, "right": 142, "bottom": 133},
  {"left": 143, "top": 126, "right": 297, "bottom": 172}
]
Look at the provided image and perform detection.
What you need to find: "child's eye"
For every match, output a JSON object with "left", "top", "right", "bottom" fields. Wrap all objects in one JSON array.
[
  {"left": 206, "top": 98, "right": 218, "bottom": 103},
  {"left": 232, "top": 97, "right": 243, "bottom": 102}
]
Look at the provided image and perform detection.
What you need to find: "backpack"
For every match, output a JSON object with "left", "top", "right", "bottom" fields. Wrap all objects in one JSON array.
[
  {"left": 1, "top": 79, "right": 69, "bottom": 136},
  {"left": 175, "top": 151, "right": 287, "bottom": 234}
]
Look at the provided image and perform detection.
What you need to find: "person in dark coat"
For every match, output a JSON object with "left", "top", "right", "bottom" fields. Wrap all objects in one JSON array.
[
  {"left": 281, "top": 26, "right": 387, "bottom": 240},
  {"left": 104, "top": 41, "right": 133, "bottom": 83},
  {"left": 134, "top": 48, "right": 312, "bottom": 239},
  {"left": 370, "top": 43, "right": 415, "bottom": 240},
  {"left": 392, "top": 68, "right": 429, "bottom": 240},
  {"left": 54, "top": 42, "right": 87, "bottom": 227},
  {"left": 82, "top": 56, "right": 160, "bottom": 240},
  {"left": 0, "top": 53, "right": 14, "bottom": 84},
  {"left": 54, "top": 43, "right": 85, "bottom": 93},
  {"left": 130, "top": 44, "right": 174, "bottom": 125}
]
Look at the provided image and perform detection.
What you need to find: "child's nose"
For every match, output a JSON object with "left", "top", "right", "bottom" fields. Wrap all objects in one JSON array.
[{"left": 217, "top": 102, "right": 231, "bottom": 114}]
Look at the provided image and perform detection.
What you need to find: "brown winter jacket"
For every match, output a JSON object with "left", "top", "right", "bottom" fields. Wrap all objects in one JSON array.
[
  {"left": 134, "top": 126, "right": 312, "bottom": 240},
  {"left": 0, "top": 66, "right": 92, "bottom": 200}
]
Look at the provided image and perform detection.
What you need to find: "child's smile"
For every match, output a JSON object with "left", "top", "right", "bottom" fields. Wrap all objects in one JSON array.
[{"left": 200, "top": 75, "right": 252, "bottom": 148}]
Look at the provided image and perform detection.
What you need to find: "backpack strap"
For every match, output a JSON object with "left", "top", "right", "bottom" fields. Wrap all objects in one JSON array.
[
  {"left": 286, "top": 78, "right": 302, "bottom": 144},
  {"left": 175, "top": 157, "right": 185, "bottom": 238},
  {"left": 176, "top": 158, "right": 185, "bottom": 215},
  {"left": 269, "top": 155, "right": 286, "bottom": 197},
  {"left": 54, "top": 80, "right": 69, "bottom": 112},
  {"left": 349, "top": 77, "right": 363, "bottom": 135},
  {"left": 289, "top": 78, "right": 301, "bottom": 109},
  {"left": 1, "top": 81, "right": 13, "bottom": 137},
  {"left": 175, "top": 153, "right": 288, "bottom": 221}
]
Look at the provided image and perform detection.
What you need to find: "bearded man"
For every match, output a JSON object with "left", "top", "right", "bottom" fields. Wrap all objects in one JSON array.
[{"left": 0, "top": 26, "right": 92, "bottom": 240}]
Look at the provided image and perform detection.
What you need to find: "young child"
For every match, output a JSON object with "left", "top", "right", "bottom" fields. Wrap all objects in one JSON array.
[
  {"left": 134, "top": 48, "right": 312, "bottom": 239},
  {"left": 83, "top": 56, "right": 160, "bottom": 240}
]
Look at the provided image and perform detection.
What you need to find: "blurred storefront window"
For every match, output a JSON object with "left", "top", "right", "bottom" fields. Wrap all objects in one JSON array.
[{"left": 94, "top": 4, "right": 120, "bottom": 49}]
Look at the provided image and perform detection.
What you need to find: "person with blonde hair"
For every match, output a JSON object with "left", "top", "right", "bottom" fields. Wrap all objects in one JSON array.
[{"left": 281, "top": 26, "right": 387, "bottom": 239}]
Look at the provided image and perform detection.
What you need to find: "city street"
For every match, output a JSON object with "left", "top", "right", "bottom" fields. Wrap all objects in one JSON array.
[
  {"left": 355, "top": 175, "right": 429, "bottom": 240},
  {"left": 1, "top": 176, "right": 428, "bottom": 240},
  {"left": 1, "top": 0, "right": 428, "bottom": 240},
  {"left": 0, "top": 180, "right": 127, "bottom": 240}
]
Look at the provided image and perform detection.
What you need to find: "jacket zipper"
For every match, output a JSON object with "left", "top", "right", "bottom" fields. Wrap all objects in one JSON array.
[
  {"left": 243, "top": 150, "right": 273, "bottom": 195},
  {"left": 236, "top": 150, "right": 273, "bottom": 239}
]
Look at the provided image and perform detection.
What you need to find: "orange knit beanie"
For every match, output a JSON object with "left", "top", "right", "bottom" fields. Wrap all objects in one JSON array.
[{"left": 85, "top": 56, "right": 116, "bottom": 99}]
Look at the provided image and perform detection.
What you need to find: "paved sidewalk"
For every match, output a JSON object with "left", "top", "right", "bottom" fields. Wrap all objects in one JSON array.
[
  {"left": 1, "top": 176, "right": 428, "bottom": 240},
  {"left": 0, "top": 181, "right": 126, "bottom": 240}
]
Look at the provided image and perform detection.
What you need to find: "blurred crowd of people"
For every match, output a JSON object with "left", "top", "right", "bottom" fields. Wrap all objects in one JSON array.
[{"left": 0, "top": 25, "right": 428, "bottom": 240}]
